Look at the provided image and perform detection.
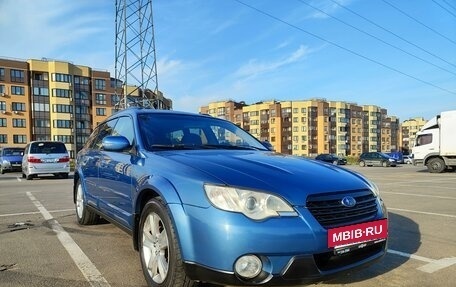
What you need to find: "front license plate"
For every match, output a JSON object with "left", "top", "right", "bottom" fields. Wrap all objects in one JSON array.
[{"left": 327, "top": 219, "right": 388, "bottom": 250}]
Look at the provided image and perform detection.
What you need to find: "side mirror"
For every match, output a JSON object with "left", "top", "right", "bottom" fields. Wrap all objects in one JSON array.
[
  {"left": 102, "top": 136, "right": 131, "bottom": 151},
  {"left": 262, "top": 141, "right": 274, "bottom": 151}
]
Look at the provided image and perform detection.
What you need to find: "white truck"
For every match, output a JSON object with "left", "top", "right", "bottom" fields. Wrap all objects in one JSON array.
[{"left": 412, "top": 110, "right": 456, "bottom": 173}]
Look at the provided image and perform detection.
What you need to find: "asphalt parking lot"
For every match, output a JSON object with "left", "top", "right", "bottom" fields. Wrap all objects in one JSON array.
[{"left": 0, "top": 164, "right": 455, "bottom": 287}]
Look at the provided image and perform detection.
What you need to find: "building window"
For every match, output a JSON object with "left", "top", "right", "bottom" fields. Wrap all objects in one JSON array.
[
  {"left": 0, "top": 85, "right": 5, "bottom": 94},
  {"left": 52, "top": 89, "right": 72, "bottom": 98},
  {"left": 0, "top": 118, "right": 6, "bottom": 127},
  {"left": 11, "top": 86, "right": 25, "bottom": 95},
  {"left": 53, "top": 104, "right": 73, "bottom": 113},
  {"left": 96, "top": 108, "right": 106, "bottom": 116},
  {"left": 0, "top": 134, "right": 7, "bottom": 143},
  {"left": 0, "top": 101, "right": 5, "bottom": 111},
  {"left": 13, "top": 135, "right": 27, "bottom": 144},
  {"left": 35, "top": 119, "right": 50, "bottom": 128},
  {"left": 95, "top": 93, "right": 106, "bottom": 105},
  {"left": 54, "top": 120, "right": 72, "bottom": 128},
  {"left": 0, "top": 68, "right": 5, "bottom": 81},
  {"left": 95, "top": 79, "right": 106, "bottom": 90},
  {"left": 33, "top": 87, "right": 49, "bottom": 96},
  {"left": 10, "top": 69, "right": 25, "bottom": 82},
  {"left": 52, "top": 73, "right": 72, "bottom": 83},
  {"left": 33, "top": 103, "right": 50, "bottom": 112},
  {"left": 74, "top": 76, "right": 89, "bottom": 85},
  {"left": 13, "top": 118, "right": 26, "bottom": 127},
  {"left": 54, "top": 135, "right": 73, "bottom": 143},
  {"left": 12, "top": 102, "right": 26, "bottom": 111}
]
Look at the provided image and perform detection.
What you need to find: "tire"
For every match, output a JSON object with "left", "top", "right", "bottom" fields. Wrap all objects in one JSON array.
[
  {"left": 427, "top": 158, "right": 446, "bottom": 173},
  {"left": 75, "top": 180, "right": 99, "bottom": 225},
  {"left": 359, "top": 160, "right": 366, "bottom": 167},
  {"left": 26, "top": 174, "right": 34, "bottom": 180},
  {"left": 139, "top": 198, "right": 196, "bottom": 287},
  {"left": 22, "top": 173, "right": 26, "bottom": 179},
  {"left": 382, "top": 161, "right": 388, "bottom": 167},
  {"left": 61, "top": 173, "right": 69, "bottom": 179}
]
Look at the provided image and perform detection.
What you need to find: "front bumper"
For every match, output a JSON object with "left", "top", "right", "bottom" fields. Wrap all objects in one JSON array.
[
  {"left": 184, "top": 241, "right": 387, "bottom": 285},
  {"left": 171, "top": 198, "right": 388, "bottom": 286}
]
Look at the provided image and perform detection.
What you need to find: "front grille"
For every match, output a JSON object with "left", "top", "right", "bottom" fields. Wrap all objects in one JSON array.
[{"left": 306, "top": 189, "right": 378, "bottom": 228}]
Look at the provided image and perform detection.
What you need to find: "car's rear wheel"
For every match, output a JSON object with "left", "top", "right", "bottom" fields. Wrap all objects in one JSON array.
[
  {"left": 26, "top": 174, "right": 34, "bottom": 180},
  {"left": 139, "top": 198, "right": 196, "bottom": 287},
  {"left": 75, "top": 180, "right": 99, "bottom": 225},
  {"left": 359, "top": 160, "right": 366, "bottom": 167},
  {"left": 0, "top": 166, "right": 5, "bottom": 174}
]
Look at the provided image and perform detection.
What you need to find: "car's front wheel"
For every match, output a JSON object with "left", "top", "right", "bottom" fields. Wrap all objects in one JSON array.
[
  {"left": 139, "top": 198, "right": 196, "bottom": 287},
  {"left": 427, "top": 157, "right": 446, "bottom": 173},
  {"left": 75, "top": 180, "right": 99, "bottom": 225},
  {"left": 359, "top": 160, "right": 366, "bottom": 167}
]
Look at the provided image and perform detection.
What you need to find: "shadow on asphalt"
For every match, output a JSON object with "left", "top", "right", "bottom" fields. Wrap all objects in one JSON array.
[{"left": 326, "top": 212, "right": 420, "bottom": 284}]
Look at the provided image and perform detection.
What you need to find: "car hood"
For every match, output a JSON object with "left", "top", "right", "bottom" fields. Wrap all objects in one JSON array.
[{"left": 160, "top": 150, "right": 371, "bottom": 206}]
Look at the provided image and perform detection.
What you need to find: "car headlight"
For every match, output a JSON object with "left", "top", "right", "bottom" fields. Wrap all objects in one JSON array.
[
  {"left": 367, "top": 180, "right": 381, "bottom": 197},
  {"left": 388, "top": 158, "right": 395, "bottom": 162},
  {"left": 204, "top": 184, "right": 297, "bottom": 220}
]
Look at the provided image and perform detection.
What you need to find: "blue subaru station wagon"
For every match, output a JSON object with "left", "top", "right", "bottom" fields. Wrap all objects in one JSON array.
[{"left": 74, "top": 108, "right": 388, "bottom": 287}]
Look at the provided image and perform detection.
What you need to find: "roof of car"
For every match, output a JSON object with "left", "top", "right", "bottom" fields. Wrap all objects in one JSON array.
[{"left": 109, "top": 107, "right": 212, "bottom": 119}]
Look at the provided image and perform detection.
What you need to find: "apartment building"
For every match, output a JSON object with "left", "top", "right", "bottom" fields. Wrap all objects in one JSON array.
[
  {"left": 200, "top": 99, "right": 400, "bottom": 157},
  {"left": 0, "top": 57, "right": 172, "bottom": 157},
  {"left": 400, "top": 117, "right": 427, "bottom": 153}
]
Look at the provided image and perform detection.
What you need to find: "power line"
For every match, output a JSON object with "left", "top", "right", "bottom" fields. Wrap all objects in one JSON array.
[
  {"left": 432, "top": 0, "right": 456, "bottom": 18},
  {"left": 231, "top": 0, "right": 456, "bottom": 96},
  {"left": 297, "top": 0, "right": 456, "bottom": 76},
  {"left": 326, "top": 0, "right": 456, "bottom": 71},
  {"left": 441, "top": 0, "right": 456, "bottom": 12},
  {"left": 380, "top": 0, "right": 456, "bottom": 46}
]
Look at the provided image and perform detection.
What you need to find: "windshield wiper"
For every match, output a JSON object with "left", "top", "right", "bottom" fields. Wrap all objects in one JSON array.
[{"left": 202, "top": 144, "right": 264, "bottom": 150}]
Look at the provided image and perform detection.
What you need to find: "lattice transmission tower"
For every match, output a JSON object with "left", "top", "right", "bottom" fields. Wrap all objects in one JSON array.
[{"left": 115, "top": 0, "right": 159, "bottom": 109}]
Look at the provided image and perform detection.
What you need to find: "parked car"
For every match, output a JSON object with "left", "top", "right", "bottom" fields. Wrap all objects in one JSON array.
[
  {"left": 403, "top": 155, "right": 413, "bottom": 164},
  {"left": 0, "top": 147, "right": 24, "bottom": 174},
  {"left": 74, "top": 108, "right": 388, "bottom": 287},
  {"left": 359, "top": 152, "right": 397, "bottom": 167},
  {"left": 22, "top": 141, "right": 70, "bottom": 180},
  {"left": 315, "top": 153, "right": 347, "bottom": 165}
]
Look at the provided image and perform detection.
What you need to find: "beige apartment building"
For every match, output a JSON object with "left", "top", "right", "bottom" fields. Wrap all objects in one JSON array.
[
  {"left": 0, "top": 57, "right": 172, "bottom": 157},
  {"left": 400, "top": 117, "right": 427, "bottom": 153},
  {"left": 200, "top": 99, "right": 401, "bottom": 157}
]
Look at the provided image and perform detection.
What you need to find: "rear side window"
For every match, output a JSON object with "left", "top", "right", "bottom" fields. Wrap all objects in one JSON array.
[{"left": 30, "top": 142, "right": 67, "bottom": 154}]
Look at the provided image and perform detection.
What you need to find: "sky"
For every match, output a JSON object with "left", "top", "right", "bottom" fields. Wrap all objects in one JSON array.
[{"left": 0, "top": 0, "right": 455, "bottom": 121}]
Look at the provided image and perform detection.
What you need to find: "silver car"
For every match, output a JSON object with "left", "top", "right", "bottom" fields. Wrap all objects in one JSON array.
[{"left": 22, "top": 141, "right": 70, "bottom": 180}]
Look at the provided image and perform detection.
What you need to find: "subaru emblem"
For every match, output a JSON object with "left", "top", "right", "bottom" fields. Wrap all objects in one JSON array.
[{"left": 341, "top": 196, "right": 356, "bottom": 208}]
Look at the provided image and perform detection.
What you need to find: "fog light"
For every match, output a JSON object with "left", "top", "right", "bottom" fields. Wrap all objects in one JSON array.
[{"left": 234, "top": 255, "right": 262, "bottom": 279}]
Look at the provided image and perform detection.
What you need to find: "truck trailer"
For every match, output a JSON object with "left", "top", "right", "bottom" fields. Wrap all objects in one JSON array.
[{"left": 412, "top": 110, "right": 456, "bottom": 173}]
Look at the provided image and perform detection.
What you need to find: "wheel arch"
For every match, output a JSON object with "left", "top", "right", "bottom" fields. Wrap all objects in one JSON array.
[{"left": 132, "top": 176, "right": 186, "bottom": 251}]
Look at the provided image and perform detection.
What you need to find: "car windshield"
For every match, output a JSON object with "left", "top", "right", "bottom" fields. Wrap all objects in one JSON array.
[
  {"left": 138, "top": 113, "right": 269, "bottom": 151},
  {"left": 2, "top": 148, "right": 24, "bottom": 156}
]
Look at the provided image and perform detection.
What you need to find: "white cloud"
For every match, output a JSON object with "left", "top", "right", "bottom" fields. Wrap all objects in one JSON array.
[
  {"left": 234, "top": 45, "right": 310, "bottom": 79},
  {"left": 0, "top": 0, "right": 111, "bottom": 62}
]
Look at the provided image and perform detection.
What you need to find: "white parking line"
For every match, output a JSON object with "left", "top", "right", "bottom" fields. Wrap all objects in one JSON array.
[
  {"left": 388, "top": 207, "right": 456, "bottom": 218},
  {"left": 382, "top": 191, "right": 456, "bottom": 200},
  {"left": 25, "top": 192, "right": 111, "bottom": 287},
  {"left": 0, "top": 209, "right": 74, "bottom": 218},
  {"left": 388, "top": 249, "right": 456, "bottom": 273}
]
